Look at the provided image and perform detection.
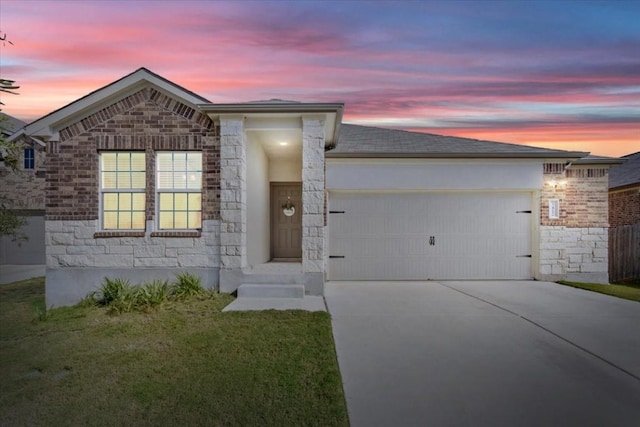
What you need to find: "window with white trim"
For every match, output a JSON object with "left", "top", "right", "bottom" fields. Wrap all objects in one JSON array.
[
  {"left": 156, "top": 152, "right": 202, "bottom": 230},
  {"left": 100, "top": 152, "right": 146, "bottom": 230},
  {"left": 24, "top": 148, "right": 35, "bottom": 169}
]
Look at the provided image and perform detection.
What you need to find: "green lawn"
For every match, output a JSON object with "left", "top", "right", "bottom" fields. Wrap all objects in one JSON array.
[
  {"left": 556, "top": 279, "right": 640, "bottom": 302},
  {"left": 0, "top": 278, "right": 348, "bottom": 426}
]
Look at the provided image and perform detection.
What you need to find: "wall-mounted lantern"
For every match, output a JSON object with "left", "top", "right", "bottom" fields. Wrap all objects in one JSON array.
[{"left": 549, "top": 199, "right": 560, "bottom": 219}]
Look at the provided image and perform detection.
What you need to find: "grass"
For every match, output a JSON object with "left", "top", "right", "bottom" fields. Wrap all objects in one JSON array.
[
  {"left": 0, "top": 278, "right": 348, "bottom": 426},
  {"left": 556, "top": 279, "right": 640, "bottom": 302}
]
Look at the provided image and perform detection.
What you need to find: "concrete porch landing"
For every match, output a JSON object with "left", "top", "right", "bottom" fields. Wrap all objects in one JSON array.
[
  {"left": 222, "top": 262, "right": 326, "bottom": 312},
  {"left": 222, "top": 296, "right": 326, "bottom": 312}
]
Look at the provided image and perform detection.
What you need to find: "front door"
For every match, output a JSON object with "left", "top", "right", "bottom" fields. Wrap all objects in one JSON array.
[{"left": 271, "top": 182, "right": 302, "bottom": 260}]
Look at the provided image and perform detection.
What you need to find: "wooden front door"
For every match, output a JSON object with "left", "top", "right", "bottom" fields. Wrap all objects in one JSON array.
[{"left": 271, "top": 182, "right": 302, "bottom": 260}]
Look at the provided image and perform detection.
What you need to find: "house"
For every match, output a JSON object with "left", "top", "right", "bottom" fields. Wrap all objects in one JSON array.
[
  {"left": 13, "top": 68, "right": 619, "bottom": 306},
  {"left": 608, "top": 152, "right": 640, "bottom": 282},
  {"left": 0, "top": 113, "right": 46, "bottom": 265},
  {"left": 609, "top": 152, "right": 640, "bottom": 228}
]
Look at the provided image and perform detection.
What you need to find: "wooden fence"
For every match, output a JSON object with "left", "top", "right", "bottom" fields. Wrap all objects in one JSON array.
[{"left": 609, "top": 223, "right": 640, "bottom": 283}]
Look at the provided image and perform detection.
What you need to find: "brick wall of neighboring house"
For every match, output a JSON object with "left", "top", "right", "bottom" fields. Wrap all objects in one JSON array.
[
  {"left": 609, "top": 187, "right": 640, "bottom": 227},
  {"left": 45, "top": 88, "right": 222, "bottom": 295},
  {"left": 0, "top": 142, "right": 46, "bottom": 211},
  {"left": 538, "top": 163, "right": 610, "bottom": 283},
  {"left": 0, "top": 142, "right": 47, "bottom": 265}
]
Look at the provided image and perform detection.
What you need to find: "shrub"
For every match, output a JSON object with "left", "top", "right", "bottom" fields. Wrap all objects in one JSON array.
[
  {"left": 77, "top": 292, "right": 99, "bottom": 308},
  {"left": 135, "top": 280, "right": 171, "bottom": 311},
  {"left": 173, "top": 272, "right": 203, "bottom": 299},
  {"left": 33, "top": 306, "right": 50, "bottom": 322},
  {"left": 98, "top": 277, "right": 133, "bottom": 306},
  {"left": 86, "top": 274, "right": 205, "bottom": 315},
  {"left": 94, "top": 278, "right": 136, "bottom": 314},
  {"left": 107, "top": 290, "right": 137, "bottom": 314}
]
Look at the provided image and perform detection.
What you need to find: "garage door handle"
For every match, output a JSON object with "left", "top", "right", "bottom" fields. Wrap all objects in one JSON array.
[{"left": 429, "top": 236, "right": 435, "bottom": 246}]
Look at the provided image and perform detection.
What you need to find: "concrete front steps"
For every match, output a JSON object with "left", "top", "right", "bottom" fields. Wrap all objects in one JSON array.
[{"left": 221, "top": 262, "right": 327, "bottom": 312}]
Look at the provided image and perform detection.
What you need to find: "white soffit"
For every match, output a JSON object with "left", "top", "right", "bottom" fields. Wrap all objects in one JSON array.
[{"left": 199, "top": 102, "right": 344, "bottom": 147}]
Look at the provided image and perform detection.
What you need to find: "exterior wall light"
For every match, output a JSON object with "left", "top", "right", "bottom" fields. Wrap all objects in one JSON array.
[{"left": 549, "top": 199, "right": 560, "bottom": 219}]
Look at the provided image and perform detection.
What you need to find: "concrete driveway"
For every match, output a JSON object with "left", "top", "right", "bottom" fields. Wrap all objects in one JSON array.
[{"left": 325, "top": 280, "right": 640, "bottom": 427}]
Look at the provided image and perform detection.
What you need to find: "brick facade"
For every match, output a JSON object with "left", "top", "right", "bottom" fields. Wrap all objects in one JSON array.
[
  {"left": 609, "top": 187, "right": 640, "bottom": 227},
  {"left": 46, "top": 87, "right": 220, "bottom": 222},
  {"left": 541, "top": 164, "right": 609, "bottom": 228}
]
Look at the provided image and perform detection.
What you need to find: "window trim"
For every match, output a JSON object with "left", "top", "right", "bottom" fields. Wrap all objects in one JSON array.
[
  {"left": 99, "top": 151, "right": 147, "bottom": 231},
  {"left": 155, "top": 151, "right": 203, "bottom": 231}
]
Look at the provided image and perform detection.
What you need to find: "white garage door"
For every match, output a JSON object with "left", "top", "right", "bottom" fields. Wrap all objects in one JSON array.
[{"left": 328, "top": 192, "right": 532, "bottom": 280}]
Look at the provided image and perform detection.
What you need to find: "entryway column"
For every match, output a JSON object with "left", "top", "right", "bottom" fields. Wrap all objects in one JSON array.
[
  {"left": 219, "top": 116, "right": 247, "bottom": 276},
  {"left": 301, "top": 116, "right": 326, "bottom": 274}
]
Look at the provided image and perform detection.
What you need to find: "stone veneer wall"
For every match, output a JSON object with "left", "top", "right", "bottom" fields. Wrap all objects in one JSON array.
[
  {"left": 538, "top": 164, "right": 610, "bottom": 283},
  {"left": 301, "top": 117, "right": 326, "bottom": 274},
  {"left": 47, "top": 219, "right": 219, "bottom": 268},
  {"left": 217, "top": 115, "right": 326, "bottom": 295},
  {"left": 45, "top": 88, "right": 221, "bottom": 306},
  {"left": 218, "top": 117, "right": 246, "bottom": 271}
]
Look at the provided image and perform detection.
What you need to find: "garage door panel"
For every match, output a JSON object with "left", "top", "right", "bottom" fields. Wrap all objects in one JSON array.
[{"left": 329, "top": 192, "right": 532, "bottom": 280}]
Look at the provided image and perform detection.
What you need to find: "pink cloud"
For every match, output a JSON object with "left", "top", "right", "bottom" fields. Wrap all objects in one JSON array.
[{"left": 1, "top": 0, "right": 638, "bottom": 158}]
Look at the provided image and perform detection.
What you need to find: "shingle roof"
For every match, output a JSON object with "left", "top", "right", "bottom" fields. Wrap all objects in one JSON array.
[
  {"left": 328, "top": 124, "right": 588, "bottom": 159},
  {"left": 0, "top": 113, "right": 26, "bottom": 136},
  {"left": 609, "top": 152, "right": 640, "bottom": 189}
]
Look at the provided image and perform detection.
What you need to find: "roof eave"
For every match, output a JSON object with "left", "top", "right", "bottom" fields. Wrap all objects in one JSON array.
[
  {"left": 198, "top": 102, "right": 345, "bottom": 146},
  {"left": 325, "top": 151, "right": 589, "bottom": 159},
  {"left": 197, "top": 102, "right": 344, "bottom": 115},
  {"left": 609, "top": 182, "right": 640, "bottom": 191},
  {"left": 572, "top": 157, "right": 626, "bottom": 165}
]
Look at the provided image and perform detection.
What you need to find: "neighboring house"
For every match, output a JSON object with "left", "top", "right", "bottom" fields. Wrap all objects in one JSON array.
[
  {"left": 0, "top": 113, "right": 46, "bottom": 265},
  {"left": 608, "top": 152, "right": 640, "bottom": 282},
  {"left": 13, "top": 68, "right": 620, "bottom": 306},
  {"left": 609, "top": 152, "right": 640, "bottom": 228}
]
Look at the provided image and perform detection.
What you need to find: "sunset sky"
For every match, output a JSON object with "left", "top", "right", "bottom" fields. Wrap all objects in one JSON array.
[{"left": 1, "top": 0, "right": 638, "bottom": 157}]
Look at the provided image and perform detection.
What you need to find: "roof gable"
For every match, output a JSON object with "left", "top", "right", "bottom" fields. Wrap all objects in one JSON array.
[
  {"left": 329, "top": 124, "right": 589, "bottom": 159},
  {"left": 609, "top": 152, "right": 640, "bottom": 189},
  {"left": 0, "top": 112, "right": 26, "bottom": 137},
  {"left": 24, "top": 68, "right": 209, "bottom": 140}
]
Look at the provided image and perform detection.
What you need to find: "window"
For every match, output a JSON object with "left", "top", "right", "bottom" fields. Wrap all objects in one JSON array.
[
  {"left": 156, "top": 152, "right": 202, "bottom": 230},
  {"left": 100, "top": 152, "right": 146, "bottom": 230},
  {"left": 24, "top": 148, "right": 35, "bottom": 169}
]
